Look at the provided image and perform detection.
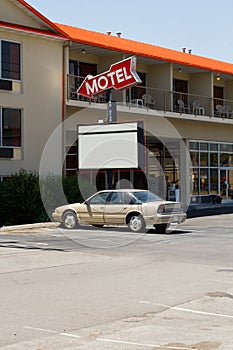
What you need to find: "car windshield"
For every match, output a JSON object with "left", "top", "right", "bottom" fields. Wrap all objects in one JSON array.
[{"left": 132, "top": 191, "right": 162, "bottom": 203}]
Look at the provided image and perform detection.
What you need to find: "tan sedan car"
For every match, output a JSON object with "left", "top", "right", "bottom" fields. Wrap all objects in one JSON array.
[{"left": 52, "top": 189, "right": 186, "bottom": 233}]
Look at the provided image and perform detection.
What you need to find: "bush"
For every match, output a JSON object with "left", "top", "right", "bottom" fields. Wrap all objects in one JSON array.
[
  {"left": 0, "top": 170, "right": 95, "bottom": 226},
  {"left": 0, "top": 169, "right": 47, "bottom": 226}
]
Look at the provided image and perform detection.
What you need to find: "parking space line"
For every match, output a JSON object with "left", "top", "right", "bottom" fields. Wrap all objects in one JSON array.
[
  {"left": 59, "top": 332, "right": 81, "bottom": 338},
  {"left": 23, "top": 326, "right": 82, "bottom": 338},
  {"left": 23, "top": 326, "right": 57, "bottom": 334},
  {"left": 139, "top": 301, "right": 233, "bottom": 319},
  {"left": 96, "top": 337, "right": 191, "bottom": 349},
  {"left": 23, "top": 325, "right": 197, "bottom": 349}
]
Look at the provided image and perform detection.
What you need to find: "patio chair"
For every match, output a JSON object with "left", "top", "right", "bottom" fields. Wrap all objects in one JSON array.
[
  {"left": 223, "top": 105, "right": 233, "bottom": 118},
  {"left": 192, "top": 100, "right": 205, "bottom": 115},
  {"left": 142, "top": 94, "right": 155, "bottom": 109},
  {"left": 177, "top": 99, "right": 190, "bottom": 114},
  {"left": 215, "top": 104, "right": 225, "bottom": 118}
]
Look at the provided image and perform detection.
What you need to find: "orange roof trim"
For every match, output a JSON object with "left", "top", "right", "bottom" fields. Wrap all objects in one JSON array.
[
  {"left": 0, "top": 21, "right": 65, "bottom": 39},
  {"left": 55, "top": 23, "right": 233, "bottom": 76}
]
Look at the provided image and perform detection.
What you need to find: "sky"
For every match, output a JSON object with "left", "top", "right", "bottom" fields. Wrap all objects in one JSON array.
[{"left": 27, "top": 0, "right": 233, "bottom": 63}]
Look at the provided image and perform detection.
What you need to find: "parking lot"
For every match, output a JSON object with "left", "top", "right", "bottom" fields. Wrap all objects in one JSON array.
[{"left": 0, "top": 214, "right": 233, "bottom": 350}]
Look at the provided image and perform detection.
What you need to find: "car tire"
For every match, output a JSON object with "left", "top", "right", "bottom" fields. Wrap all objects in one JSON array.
[
  {"left": 154, "top": 223, "right": 169, "bottom": 234},
  {"left": 62, "top": 210, "right": 78, "bottom": 229},
  {"left": 128, "top": 214, "right": 146, "bottom": 233}
]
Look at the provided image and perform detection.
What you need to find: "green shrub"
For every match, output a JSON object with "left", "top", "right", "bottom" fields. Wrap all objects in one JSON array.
[
  {"left": 0, "top": 170, "right": 95, "bottom": 226},
  {"left": 0, "top": 169, "right": 47, "bottom": 226}
]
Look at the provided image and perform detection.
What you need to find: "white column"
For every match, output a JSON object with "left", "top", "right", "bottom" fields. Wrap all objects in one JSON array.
[{"left": 179, "top": 139, "right": 192, "bottom": 210}]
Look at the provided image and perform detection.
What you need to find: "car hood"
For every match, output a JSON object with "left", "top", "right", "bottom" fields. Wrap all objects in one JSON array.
[{"left": 55, "top": 203, "right": 82, "bottom": 211}]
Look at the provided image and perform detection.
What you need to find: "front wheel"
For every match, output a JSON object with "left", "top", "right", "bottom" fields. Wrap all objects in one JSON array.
[
  {"left": 154, "top": 223, "right": 169, "bottom": 234},
  {"left": 128, "top": 214, "right": 146, "bottom": 233},
  {"left": 62, "top": 210, "right": 78, "bottom": 229}
]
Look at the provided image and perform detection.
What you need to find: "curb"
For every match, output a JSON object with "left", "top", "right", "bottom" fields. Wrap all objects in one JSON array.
[
  {"left": 0, "top": 222, "right": 59, "bottom": 232},
  {"left": 187, "top": 203, "right": 233, "bottom": 218}
]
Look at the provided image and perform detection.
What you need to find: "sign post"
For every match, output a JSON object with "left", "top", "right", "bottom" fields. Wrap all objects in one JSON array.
[
  {"left": 76, "top": 56, "right": 141, "bottom": 189},
  {"left": 106, "top": 89, "right": 113, "bottom": 123},
  {"left": 107, "top": 96, "right": 112, "bottom": 123}
]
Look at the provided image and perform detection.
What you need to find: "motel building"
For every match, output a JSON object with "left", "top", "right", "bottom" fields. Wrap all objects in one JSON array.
[{"left": 1, "top": 0, "right": 233, "bottom": 209}]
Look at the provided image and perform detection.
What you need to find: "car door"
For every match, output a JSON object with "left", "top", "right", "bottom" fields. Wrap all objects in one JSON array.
[
  {"left": 78, "top": 191, "right": 110, "bottom": 225},
  {"left": 103, "top": 191, "right": 130, "bottom": 225}
]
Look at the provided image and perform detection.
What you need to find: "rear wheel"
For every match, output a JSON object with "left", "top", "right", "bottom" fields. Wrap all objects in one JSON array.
[
  {"left": 128, "top": 214, "right": 146, "bottom": 233},
  {"left": 154, "top": 223, "right": 169, "bottom": 234},
  {"left": 62, "top": 210, "right": 78, "bottom": 229}
]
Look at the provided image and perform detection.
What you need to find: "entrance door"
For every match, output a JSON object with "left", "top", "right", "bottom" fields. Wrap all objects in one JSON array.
[
  {"left": 220, "top": 169, "right": 233, "bottom": 200},
  {"left": 214, "top": 86, "right": 224, "bottom": 108},
  {"left": 69, "top": 61, "right": 97, "bottom": 94},
  {"left": 173, "top": 79, "right": 189, "bottom": 110}
]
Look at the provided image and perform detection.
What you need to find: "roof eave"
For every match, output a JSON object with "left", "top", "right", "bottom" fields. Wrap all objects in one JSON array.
[
  {"left": 0, "top": 21, "right": 67, "bottom": 41},
  {"left": 14, "top": 0, "right": 68, "bottom": 37}
]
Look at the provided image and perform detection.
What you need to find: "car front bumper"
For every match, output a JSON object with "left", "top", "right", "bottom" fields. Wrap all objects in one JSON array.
[{"left": 52, "top": 212, "right": 62, "bottom": 223}]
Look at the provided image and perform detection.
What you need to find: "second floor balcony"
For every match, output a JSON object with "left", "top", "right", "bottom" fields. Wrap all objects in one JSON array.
[{"left": 67, "top": 74, "right": 233, "bottom": 121}]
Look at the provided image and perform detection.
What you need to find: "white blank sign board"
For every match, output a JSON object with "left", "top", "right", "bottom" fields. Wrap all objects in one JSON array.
[{"left": 77, "top": 122, "right": 142, "bottom": 170}]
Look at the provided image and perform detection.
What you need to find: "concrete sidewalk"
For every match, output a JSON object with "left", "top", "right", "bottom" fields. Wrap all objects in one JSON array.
[{"left": 0, "top": 222, "right": 59, "bottom": 233}]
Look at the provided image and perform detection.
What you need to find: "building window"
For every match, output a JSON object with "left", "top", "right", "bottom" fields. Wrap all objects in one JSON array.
[
  {"left": 190, "top": 140, "right": 233, "bottom": 199},
  {"left": 200, "top": 168, "right": 209, "bottom": 194},
  {"left": 210, "top": 168, "right": 218, "bottom": 194},
  {"left": 1, "top": 40, "right": 21, "bottom": 81},
  {"left": 0, "top": 108, "right": 21, "bottom": 147}
]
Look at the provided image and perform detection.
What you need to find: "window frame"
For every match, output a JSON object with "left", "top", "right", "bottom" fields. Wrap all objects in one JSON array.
[
  {"left": 190, "top": 140, "right": 233, "bottom": 196},
  {"left": 0, "top": 107, "right": 22, "bottom": 148},
  {"left": 0, "top": 39, "right": 22, "bottom": 82}
]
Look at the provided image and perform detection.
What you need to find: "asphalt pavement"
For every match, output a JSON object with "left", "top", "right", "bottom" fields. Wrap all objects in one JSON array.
[{"left": 0, "top": 214, "right": 233, "bottom": 350}]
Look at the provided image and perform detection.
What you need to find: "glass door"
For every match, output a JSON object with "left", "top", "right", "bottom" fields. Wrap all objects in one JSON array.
[
  {"left": 229, "top": 169, "right": 233, "bottom": 200},
  {"left": 220, "top": 169, "right": 233, "bottom": 200}
]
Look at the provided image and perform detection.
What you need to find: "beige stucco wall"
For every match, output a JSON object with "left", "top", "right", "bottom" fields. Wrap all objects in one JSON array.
[
  {"left": 148, "top": 63, "right": 171, "bottom": 90},
  {"left": 66, "top": 106, "right": 233, "bottom": 144},
  {"left": 189, "top": 72, "right": 212, "bottom": 97},
  {"left": 0, "top": 29, "right": 64, "bottom": 176},
  {"left": 69, "top": 52, "right": 100, "bottom": 66},
  {"left": 167, "top": 118, "right": 233, "bottom": 142},
  {"left": 225, "top": 80, "right": 233, "bottom": 100},
  {"left": 1, "top": 0, "right": 48, "bottom": 30}
]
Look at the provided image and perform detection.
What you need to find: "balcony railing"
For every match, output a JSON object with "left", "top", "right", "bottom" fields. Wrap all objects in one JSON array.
[{"left": 67, "top": 75, "right": 233, "bottom": 120}]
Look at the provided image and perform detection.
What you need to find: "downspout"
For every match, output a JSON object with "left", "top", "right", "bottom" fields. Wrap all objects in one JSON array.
[{"left": 62, "top": 42, "right": 70, "bottom": 176}]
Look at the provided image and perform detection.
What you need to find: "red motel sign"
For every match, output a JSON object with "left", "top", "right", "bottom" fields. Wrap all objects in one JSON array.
[{"left": 77, "top": 56, "right": 141, "bottom": 99}]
